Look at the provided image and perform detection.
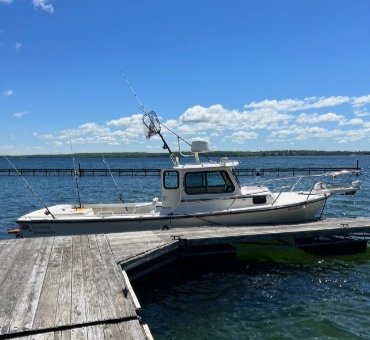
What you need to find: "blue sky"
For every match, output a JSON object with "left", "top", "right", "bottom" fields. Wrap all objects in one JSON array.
[{"left": 1, "top": 0, "right": 370, "bottom": 155}]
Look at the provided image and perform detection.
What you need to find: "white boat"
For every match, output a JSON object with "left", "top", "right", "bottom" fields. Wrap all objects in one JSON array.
[{"left": 16, "top": 112, "right": 331, "bottom": 237}]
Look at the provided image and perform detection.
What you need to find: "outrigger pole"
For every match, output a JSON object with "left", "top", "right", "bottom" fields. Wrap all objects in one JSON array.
[{"left": 3, "top": 155, "right": 55, "bottom": 219}]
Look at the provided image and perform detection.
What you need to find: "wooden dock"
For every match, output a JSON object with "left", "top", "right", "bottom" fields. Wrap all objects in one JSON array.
[
  {"left": 107, "top": 217, "right": 370, "bottom": 269},
  {"left": 1, "top": 217, "right": 370, "bottom": 339},
  {"left": 0, "top": 166, "right": 361, "bottom": 177},
  {"left": 0, "top": 235, "right": 150, "bottom": 340}
]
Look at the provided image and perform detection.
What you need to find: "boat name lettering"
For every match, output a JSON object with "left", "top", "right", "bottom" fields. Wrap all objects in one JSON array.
[{"left": 288, "top": 206, "right": 303, "bottom": 211}]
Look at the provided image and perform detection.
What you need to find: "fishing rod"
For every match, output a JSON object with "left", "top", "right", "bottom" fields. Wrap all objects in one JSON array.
[
  {"left": 121, "top": 73, "right": 191, "bottom": 148},
  {"left": 69, "top": 133, "right": 82, "bottom": 208},
  {"left": 3, "top": 155, "right": 55, "bottom": 219},
  {"left": 120, "top": 72, "right": 197, "bottom": 162},
  {"left": 121, "top": 71, "right": 146, "bottom": 113},
  {"left": 102, "top": 156, "right": 125, "bottom": 203}
]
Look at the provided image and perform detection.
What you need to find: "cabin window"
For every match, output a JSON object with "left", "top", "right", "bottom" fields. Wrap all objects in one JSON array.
[
  {"left": 253, "top": 196, "right": 267, "bottom": 204},
  {"left": 184, "top": 171, "right": 235, "bottom": 195},
  {"left": 163, "top": 171, "right": 179, "bottom": 189}
]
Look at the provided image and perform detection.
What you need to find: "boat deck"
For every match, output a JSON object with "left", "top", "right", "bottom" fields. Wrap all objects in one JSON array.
[{"left": 1, "top": 217, "right": 370, "bottom": 339}]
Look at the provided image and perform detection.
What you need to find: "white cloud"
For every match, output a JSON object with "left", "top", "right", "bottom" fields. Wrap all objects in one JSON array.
[
  {"left": 14, "top": 111, "right": 28, "bottom": 118},
  {"left": 32, "top": 0, "right": 54, "bottom": 14},
  {"left": 352, "top": 95, "right": 370, "bottom": 107},
  {"left": 353, "top": 108, "right": 370, "bottom": 117},
  {"left": 0, "top": 0, "right": 14, "bottom": 4},
  {"left": 231, "top": 131, "right": 258, "bottom": 143},
  {"left": 342, "top": 118, "right": 363, "bottom": 126},
  {"left": 106, "top": 114, "right": 142, "bottom": 127},
  {"left": 37, "top": 113, "right": 146, "bottom": 146},
  {"left": 14, "top": 42, "right": 22, "bottom": 51},
  {"left": 178, "top": 104, "right": 291, "bottom": 134},
  {"left": 244, "top": 96, "right": 351, "bottom": 113},
  {"left": 2, "top": 89, "right": 14, "bottom": 97},
  {"left": 269, "top": 125, "right": 344, "bottom": 141},
  {"left": 297, "top": 112, "right": 346, "bottom": 125},
  {"left": 32, "top": 93, "right": 370, "bottom": 151}
]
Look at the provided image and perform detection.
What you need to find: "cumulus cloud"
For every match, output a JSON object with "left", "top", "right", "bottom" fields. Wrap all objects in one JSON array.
[
  {"left": 106, "top": 114, "right": 142, "bottom": 127},
  {"left": 32, "top": 93, "right": 370, "bottom": 151},
  {"left": 244, "top": 96, "right": 351, "bottom": 112},
  {"left": 352, "top": 95, "right": 370, "bottom": 107},
  {"left": 231, "top": 131, "right": 259, "bottom": 143},
  {"left": 297, "top": 112, "right": 346, "bottom": 125},
  {"left": 2, "top": 89, "right": 14, "bottom": 97},
  {"left": 37, "top": 113, "right": 146, "bottom": 146},
  {"left": 32, "top": 0, "right": 54, "bottom": 14}
]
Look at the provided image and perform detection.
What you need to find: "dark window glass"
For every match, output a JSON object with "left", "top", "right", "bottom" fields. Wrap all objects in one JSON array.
[
  {"left": 253, "top": 196, "right": 267, "bottom": 204},
  {"left": 185, "top": 171, "right": 235, "bottom": 195}
]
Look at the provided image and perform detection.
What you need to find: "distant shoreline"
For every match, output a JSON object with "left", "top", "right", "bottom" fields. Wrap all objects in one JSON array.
[{"left": 4, "top": 150, "right": 370, "bottom": 158}]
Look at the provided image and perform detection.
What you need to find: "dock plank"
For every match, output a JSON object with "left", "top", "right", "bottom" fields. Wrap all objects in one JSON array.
[
  {"left": 80, "top": 235, "right": 101, "bottom": 324},
  {"left": 55, "top": 237, "right": 73, "bottom": 327},
  {"left": 106, "top": 231, "right": 172, "bottom": 264},
  {"left": 86, "top": 325, "right": 104, "bottom": 340},
  {"left": 0, "top": 239, "right": 26, "bottom": 287},
  {"left": 0, "top": 238, "right": 43, "bottom": 335},
  {"left": 117, "top": 319, "right": 147, "bottom": 340},
  {"left": 32, "top": 237, "right": 64, "bottom": 330},
  {"left": 88, "top": 235, "right": 120, "bottom": 320},
  {"left": 102, "top": 323, "right": 123, "bottom": 339},
  {"left": 71, "top": 236, "right": 85, "bottom": 326},
  {"left": 95, "top": 235, "right": 137, "bottom": 318},
  {"left": 8, "top": 237, "right": 54, "bottom": 333}
]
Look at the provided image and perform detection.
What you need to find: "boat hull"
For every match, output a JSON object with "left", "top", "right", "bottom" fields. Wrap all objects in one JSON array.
[{"left": 16, "top": 196, "right": 327, "bottom": 238}]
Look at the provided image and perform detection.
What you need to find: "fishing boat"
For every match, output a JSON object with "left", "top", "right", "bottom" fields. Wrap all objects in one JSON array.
[{"left": 14, "top": 111, "right": 333, "bottom": 238}]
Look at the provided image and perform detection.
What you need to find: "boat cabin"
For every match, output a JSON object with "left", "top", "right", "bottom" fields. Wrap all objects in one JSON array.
[{"left": 161, "top": 158, "right": 274, "bottom": 211}]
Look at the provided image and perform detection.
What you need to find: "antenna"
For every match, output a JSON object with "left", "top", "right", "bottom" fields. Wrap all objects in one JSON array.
[
  {"left": 3, "top": 155, "right": 55, "bottom": 218},
  {"left": 69, "top": 132, "right": 82, "bottom": 209}
]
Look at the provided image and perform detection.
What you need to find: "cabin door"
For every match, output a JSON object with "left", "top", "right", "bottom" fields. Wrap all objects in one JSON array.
[{"left": 162, "top": 170, "right": 181, "bottom": 209}]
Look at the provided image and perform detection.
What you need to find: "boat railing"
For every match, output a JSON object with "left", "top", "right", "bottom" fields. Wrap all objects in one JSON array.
[
  {"left": 250, "top": 170, "right": 362, "bottom": 194},
  {"left": 271, "top": 186, "right": 290, "bottom": 206}
]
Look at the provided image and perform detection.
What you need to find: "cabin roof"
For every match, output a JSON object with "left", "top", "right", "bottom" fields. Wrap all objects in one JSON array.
[{"left": 172, "top": 160, "right": 239, "bottom": 170}]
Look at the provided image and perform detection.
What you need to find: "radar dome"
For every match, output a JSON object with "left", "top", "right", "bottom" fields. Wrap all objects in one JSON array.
[{"left": 191, "top": 141, "right": 210, "bottom": 153}]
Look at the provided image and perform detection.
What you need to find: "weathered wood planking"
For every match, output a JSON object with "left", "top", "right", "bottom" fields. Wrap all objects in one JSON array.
[
  {"left": 15, "top": 319, "right": 147, "bottom": 340},
  {"left": 157, "top": 217, "right": 370, "bottom": 246},
  {"left": 0, "top": 235, "right": 146, "bottom": 339},
  {"left": 106, "top": 231, "right": 179, "bottom": 268},
  {"left": 105, "top": 217, "right": 370, "bottom": 267}
]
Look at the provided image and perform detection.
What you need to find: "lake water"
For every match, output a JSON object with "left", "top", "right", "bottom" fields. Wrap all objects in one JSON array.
[{"left": 1, "top": 155, "right": 370, "bottom": 339}]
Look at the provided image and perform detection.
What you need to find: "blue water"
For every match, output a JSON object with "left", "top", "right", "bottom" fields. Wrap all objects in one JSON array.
[{"left": 1, "top": 155, "right": 370, "bottom": 339}]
